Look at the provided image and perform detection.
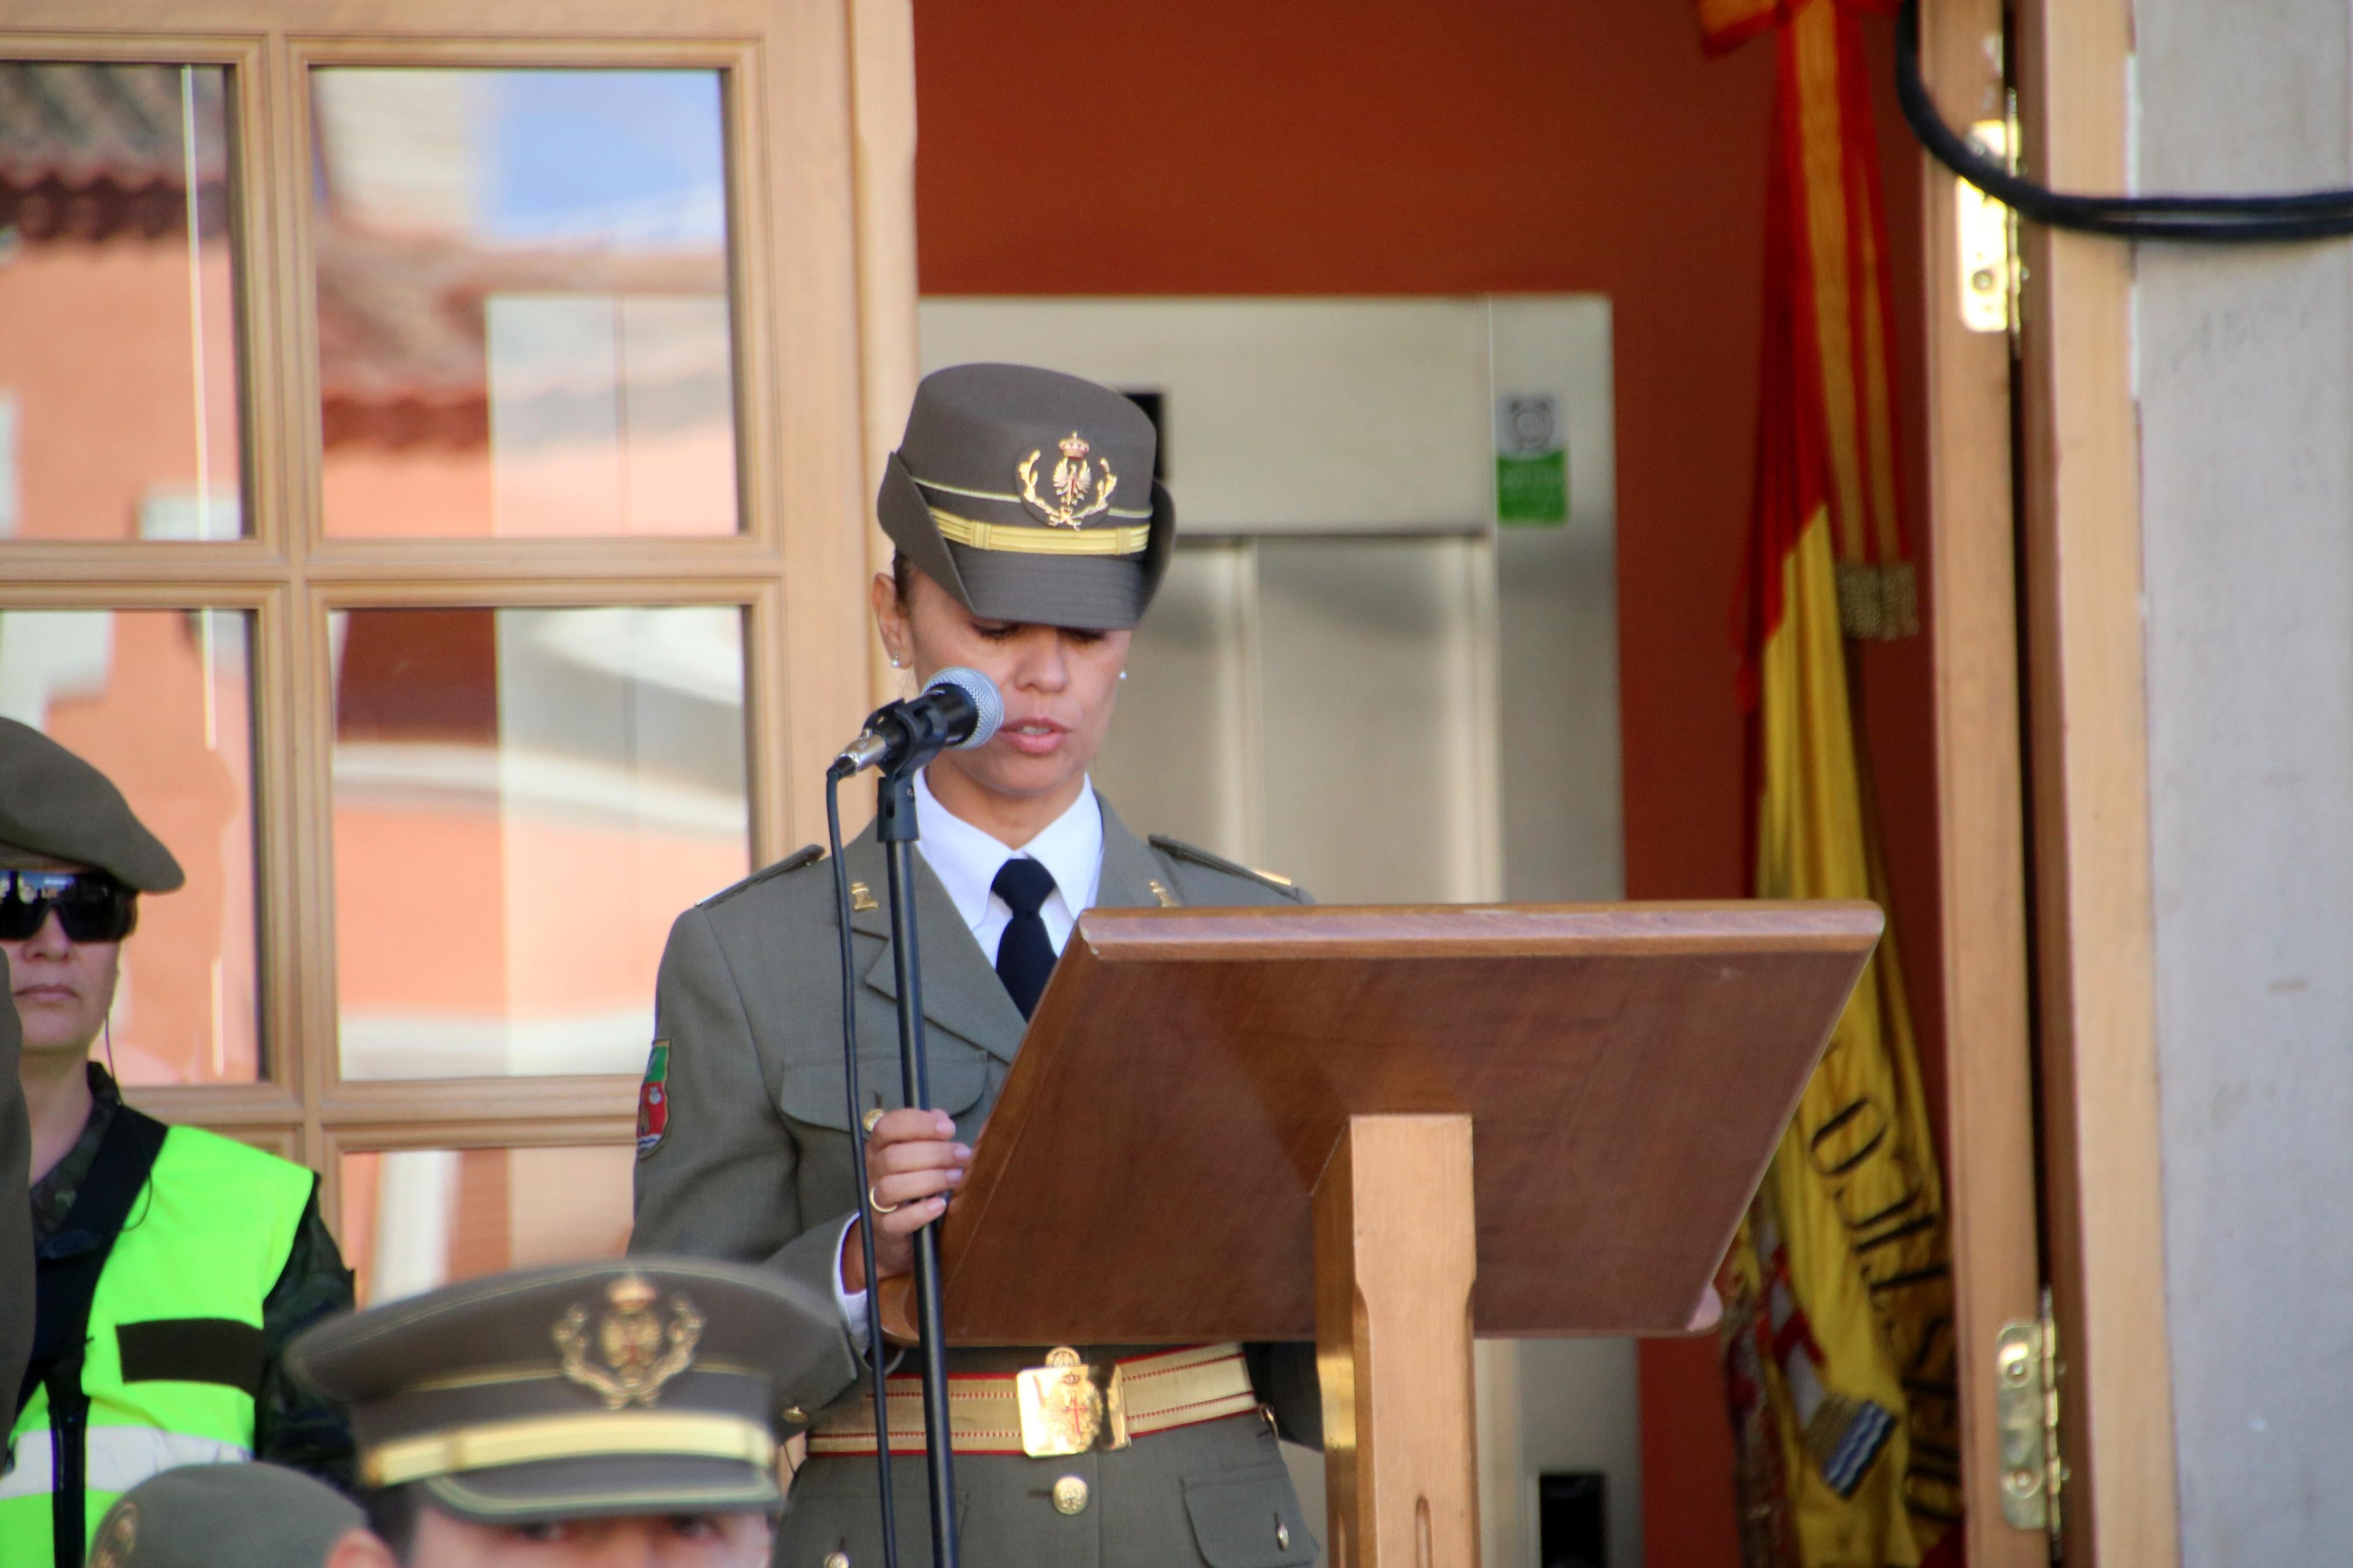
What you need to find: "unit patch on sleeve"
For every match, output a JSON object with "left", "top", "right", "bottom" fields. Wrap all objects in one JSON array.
[{"left": 637, "top": 1039, "right": 671, "bottom": 1157}]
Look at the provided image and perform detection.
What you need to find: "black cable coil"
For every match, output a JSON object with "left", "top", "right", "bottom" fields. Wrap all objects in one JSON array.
[{"left": 1897, "top": 0, "right": 2353, "bottom": 243}]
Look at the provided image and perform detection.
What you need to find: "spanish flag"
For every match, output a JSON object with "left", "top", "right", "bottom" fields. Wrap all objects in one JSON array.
[{"left": 1699, "top": 2, "right": 1961, "bottom": 1563}]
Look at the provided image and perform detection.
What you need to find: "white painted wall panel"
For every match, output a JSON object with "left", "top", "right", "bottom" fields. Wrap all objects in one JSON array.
[{"left": 2134, "top": 2, "right": 2353, "bottom": 1558}]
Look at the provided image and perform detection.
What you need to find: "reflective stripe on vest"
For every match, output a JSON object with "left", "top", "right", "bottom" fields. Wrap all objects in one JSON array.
[
  {"left": 2, "top": 1125, "right": 313, "bottom": 1563},
  {"left": 0, "top": 1428, "right": 252, "bottom": 1499}
]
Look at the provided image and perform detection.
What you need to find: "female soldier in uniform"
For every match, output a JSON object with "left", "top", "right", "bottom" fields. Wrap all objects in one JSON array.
[{"left": 630, "top": 364, "right": 1321, "bottom": 1567}]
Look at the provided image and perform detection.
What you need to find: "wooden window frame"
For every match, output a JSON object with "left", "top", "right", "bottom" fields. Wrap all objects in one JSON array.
[
  {"left": 0, "top": 0, "right": 914, "bottom": 1246},
  {"left": 1919, "top": 0, "right": 2182, "bottom": 1560}
]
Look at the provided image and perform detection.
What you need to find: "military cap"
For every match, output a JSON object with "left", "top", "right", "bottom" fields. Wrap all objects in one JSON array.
[
  {"left": 878, "top": 362, "right": 1176, "bottom": 631},
  {"left": 288, "top": 1259, "right": 835, "bottom": 1526},
  {"left": 86, "top": 1462, "right": 365, "bottom": 1568},
  {"left": 0, "top": 718, "right": 183, "bottom": 892}
]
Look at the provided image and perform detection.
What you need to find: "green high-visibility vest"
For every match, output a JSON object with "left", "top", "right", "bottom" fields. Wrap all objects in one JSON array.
[{"left": 1, "top": 1122, "right": 314, "bottom": 1563}]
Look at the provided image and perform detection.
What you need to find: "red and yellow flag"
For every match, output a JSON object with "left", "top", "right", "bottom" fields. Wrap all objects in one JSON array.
[
  {"left": 1709, "top": 0, "right": 1917, "bottom": 641},
  {"left": 1702, "top": 2, "right": 1959, "bottom": 1564}
]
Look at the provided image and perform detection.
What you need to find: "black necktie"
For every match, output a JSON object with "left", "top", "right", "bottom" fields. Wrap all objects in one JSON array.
[{"left": 991, "top": 857, "right": 1058, "bottom": 1020}]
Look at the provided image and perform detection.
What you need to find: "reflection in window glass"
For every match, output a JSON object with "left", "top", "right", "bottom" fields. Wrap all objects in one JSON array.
[
  {"left": 0, "top": 609, "right": 258, "bottom": 1082},
  {"left": 340, "top": 1144, "right": 633, "bottom": 1306},
  {"left": 310, "top": 69, "right": 739, "bottom": 539},
  {"left": 0, "top": 65, "right": 244, "bottom": 541},
  {"left": 330, "top": 605, "right": 749, "bottom": 1079}
]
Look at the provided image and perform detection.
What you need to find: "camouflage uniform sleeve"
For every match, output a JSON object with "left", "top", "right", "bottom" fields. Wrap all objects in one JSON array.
[{"left": 254, "top": 1187, "right": 357, "bottom": 1490}]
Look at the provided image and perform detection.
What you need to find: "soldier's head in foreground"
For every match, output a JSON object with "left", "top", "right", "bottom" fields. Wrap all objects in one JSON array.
[
  {"left": 292, "top": 1259, "right": 835, "bottom": 1567},
  {"left": 87, "top": 1462, "right": 368, "bottom": 1568}
]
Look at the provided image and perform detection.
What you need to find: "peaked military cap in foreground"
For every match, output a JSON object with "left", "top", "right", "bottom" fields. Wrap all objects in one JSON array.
[
  {"left": 879, "top": 362, "right": 1176, "bottom": 630},
  {"left": 87, "top": 1462, "right": 364, "bottom": 1568},
  {"left": 288, "top": 1259, "right": 835, "bottom": 1524},
  {"left": 0, "top": 718, "right": 183, "bottom": 891}
]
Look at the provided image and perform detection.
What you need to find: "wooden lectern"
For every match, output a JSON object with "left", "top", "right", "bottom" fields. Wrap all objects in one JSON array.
[{"left": 882, "top": 901, "right": 1882, "bottom": 1566}]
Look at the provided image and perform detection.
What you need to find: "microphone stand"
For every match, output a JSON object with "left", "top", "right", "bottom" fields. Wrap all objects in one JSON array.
[{"left": 875, "top": 757, "right": 959, "bottom": 1568}]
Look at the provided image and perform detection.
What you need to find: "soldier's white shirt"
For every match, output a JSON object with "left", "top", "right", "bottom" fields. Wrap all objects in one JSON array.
[
  {"left": 835, "top": 768, "right": 1105, "bottom": 1335},
  {"left": 910, "top": 764, "right": 1103, "bottom": 960}
]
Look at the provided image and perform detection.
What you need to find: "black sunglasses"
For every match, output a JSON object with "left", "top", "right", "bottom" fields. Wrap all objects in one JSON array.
[{"left": 0, "top": 870, "right": 138, "bottom": 943}]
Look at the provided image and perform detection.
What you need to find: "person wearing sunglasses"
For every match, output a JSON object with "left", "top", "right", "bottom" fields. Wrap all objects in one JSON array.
[{"left": 0, "top": 719, "right": 356, "bottom": 1567}]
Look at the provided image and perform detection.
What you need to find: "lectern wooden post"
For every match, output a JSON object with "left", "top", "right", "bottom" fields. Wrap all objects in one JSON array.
[
  {"left": 879, "top": 902, "right": 1882, "bottom": 1566},
  {"left": 1316, "top": 1113, "right": 1479, "bottom": 1567}
]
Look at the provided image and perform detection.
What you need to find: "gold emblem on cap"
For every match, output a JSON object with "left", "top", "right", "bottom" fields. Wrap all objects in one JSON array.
[
  {"left": 1017, "top": 432, "right": 1119, "bottom": 529},
  {"left": 553, "top": 1271, "right": 704, "bottom": 1410}
]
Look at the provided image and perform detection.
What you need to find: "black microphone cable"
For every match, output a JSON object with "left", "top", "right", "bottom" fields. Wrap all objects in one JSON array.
[
  {"left": 825, "top": 767, "right": 899, "bottom": 1568},
  {"left": 1897, "top": 0, "right": 2353, "bottom": 243}
]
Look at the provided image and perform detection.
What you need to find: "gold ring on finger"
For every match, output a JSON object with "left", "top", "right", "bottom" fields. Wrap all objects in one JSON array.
[
  {"left": 868, "top": 1185, "right": 900, "bottom": 1215},
  {"left": 863, "top": 1107, "right": 886, "bottom": 1133}
]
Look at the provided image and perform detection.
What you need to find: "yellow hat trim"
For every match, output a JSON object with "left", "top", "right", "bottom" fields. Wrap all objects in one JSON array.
[
  {"left": 929, "top": 507, "right": 1151, "bottom": 557},
  {"left": 363, "top": 1411, "right": 775, "bottom": 1488}
]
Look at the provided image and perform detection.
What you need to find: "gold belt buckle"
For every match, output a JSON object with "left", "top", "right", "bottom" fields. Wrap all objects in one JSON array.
[{"left": 1015, "top": 1348, "right": 1129, "bottom": 1457}]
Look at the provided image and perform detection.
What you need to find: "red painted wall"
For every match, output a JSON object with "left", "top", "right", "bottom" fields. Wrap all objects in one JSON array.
[{"left": 914, "top": 5, "right": 1942, "bottom": 1563}]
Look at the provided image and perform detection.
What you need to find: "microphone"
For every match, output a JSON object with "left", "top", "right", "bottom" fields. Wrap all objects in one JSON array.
[{"left": 831, "top": 666, "right": 1003, "bottom": 778}]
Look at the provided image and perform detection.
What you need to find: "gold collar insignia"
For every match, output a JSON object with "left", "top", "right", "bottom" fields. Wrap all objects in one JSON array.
[
  {"left": 553, "top": 1272, "right": 704, "bottom": 1410},
  {"left": 1017, "top": 431, "right": 1118, "bottom": 528}
]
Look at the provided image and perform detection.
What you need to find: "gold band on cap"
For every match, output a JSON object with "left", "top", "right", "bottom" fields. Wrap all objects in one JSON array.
[
  {"left": 363, "top": 1411, "right": 775, "bottom": 1488},
  {"left": 928, "top": 508, "right": 1151, "bottom": 557}
]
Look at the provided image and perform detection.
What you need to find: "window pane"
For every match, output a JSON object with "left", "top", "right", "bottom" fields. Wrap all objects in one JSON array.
[
  {"left": 310, "top": 69, "right": 740, "bottom": 539},
  {"left": 331, "top": 605, "right": 750, "bottom": 1079},
  {"left": 0, "top": 609, "right": 259, "bottom": 1082},
  {"left": 0, "top": 64, "right": 244, "bottom": 541},
  {"left": 340, "top": 1144, "right": 633, "bottom": 1306}
]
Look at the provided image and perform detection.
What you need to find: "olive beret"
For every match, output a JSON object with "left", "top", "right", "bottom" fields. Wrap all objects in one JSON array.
[
  {"left": 87, "top": 1463, "right": 364, "bottom": 1568},
  {"left": 0, "top": 718, "right": 182, "bottom": 891}
]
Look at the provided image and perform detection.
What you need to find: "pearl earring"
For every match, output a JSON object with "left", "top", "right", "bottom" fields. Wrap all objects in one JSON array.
[{"left": 1119, "top": 671, "right": 1128, "bottom": 682}]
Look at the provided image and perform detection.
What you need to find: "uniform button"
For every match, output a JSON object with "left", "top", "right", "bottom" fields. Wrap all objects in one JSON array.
[
  {"left": 824, "top": 1554, "right": 850, "bottom": 1568},
  {"left": 1052, "top": 1475, "right": 1089, "bottom": 1515},
  {"left": 1276, "top": 1517, "right": 1291, "bottom": 1550},
  {"left": 783, "top": 1405, "right": 808, "bottom": 1424}
]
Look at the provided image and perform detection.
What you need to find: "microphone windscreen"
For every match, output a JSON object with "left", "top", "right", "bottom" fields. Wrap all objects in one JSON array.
[{"left": 928, "top": 666, "right": 1003, "bottom": 749}]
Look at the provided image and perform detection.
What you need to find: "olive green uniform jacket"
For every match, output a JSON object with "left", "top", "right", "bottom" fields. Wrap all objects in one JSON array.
[{"left": 631, "top": 797, "right": 1322, "bottom": 1568}]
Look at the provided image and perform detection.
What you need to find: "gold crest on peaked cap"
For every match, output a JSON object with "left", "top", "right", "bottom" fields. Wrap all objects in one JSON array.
[
  {"left": 90, "top": 1464, "right": 364, "bottom": 1568},
  {"left": 552, "top": 1270, "right": 704, "bottom": 1410},
  {"left": 877, "top": 362, "right": 1176, "bottom": 631},
  {"left": 0, "top": 718, "right": 183, "bottom": 891},
  {"left": 288, "top": 1257, "right": 833, "bottom": 1526}
]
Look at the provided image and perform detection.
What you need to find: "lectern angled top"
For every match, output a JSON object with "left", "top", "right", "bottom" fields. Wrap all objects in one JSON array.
[{"left": 902, "top": 901, "right": 1880, "bottom": 1346}]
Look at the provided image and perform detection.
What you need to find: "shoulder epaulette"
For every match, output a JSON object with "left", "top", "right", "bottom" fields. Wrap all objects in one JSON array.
[
  {"left": 702, "top": 844, "right": 825, "bottom": 907},
  {"left": 1148, "top": 834, "right": 1303, "bottom": 899}
]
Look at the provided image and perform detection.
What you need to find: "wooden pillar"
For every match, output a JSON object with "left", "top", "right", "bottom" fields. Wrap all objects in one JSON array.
[
  {"left": 2015, "top": 0, "right": 2182, "bottom": 1559},
  {"left": 1314, "top": 1114, "right": 1479, "bottom": 1568}
]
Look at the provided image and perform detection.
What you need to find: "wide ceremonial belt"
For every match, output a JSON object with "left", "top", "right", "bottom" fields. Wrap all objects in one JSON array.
[{"left": 807, "top": 1343, "right": 1261, "bottom": 1459}]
